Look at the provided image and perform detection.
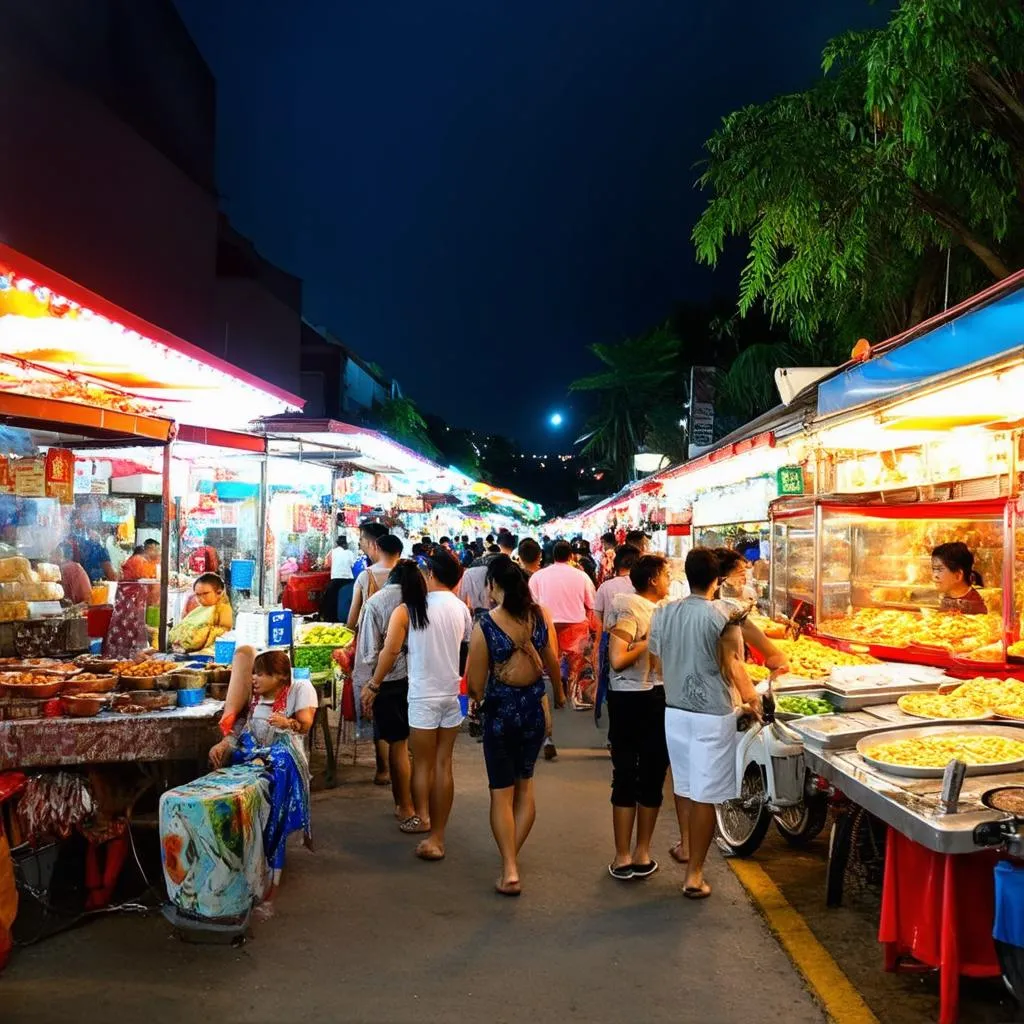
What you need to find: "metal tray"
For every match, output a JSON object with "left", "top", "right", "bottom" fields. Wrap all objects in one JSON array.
[
  {"left": 772, "top": 673, "right": 830, "bottom": 693},
  {"left": 772, "top": 689, "right": 835, "bottom": 722},
  {"left": 828, "top": 663, "right": 948, "bottom": 692},
  {"left": 856, "top": 723, "right": 1024, "bottom": 778},
  {"left": 788, "top": 710, "right": 897, "bottom": 749}
]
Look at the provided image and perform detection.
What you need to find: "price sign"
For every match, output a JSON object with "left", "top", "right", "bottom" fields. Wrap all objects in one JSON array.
[
  {"left": 14, "top": 459, "right": 46, "bottom": 498},
  {"left": 776, "top": 466, "right": 805, "bottom": 496}
]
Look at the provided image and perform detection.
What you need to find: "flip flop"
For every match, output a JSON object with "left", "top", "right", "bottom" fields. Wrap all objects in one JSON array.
[
  {"left": 683, "top": 882, "right": 712, "bottom": 900},
  {"left": 669, "top": 843, "right": 689, "bottom": 865},
  {"left": 495, "top": 879, "right": 522, "bottom": 897},
  {"left": 415, "top": 844, "right": 446, "bottom": 862},
  {"left": 630, "top": 860, "right": 659, "bottom": 879},
  {"left": 608, "top": 863, "right": 634, "bottom": 881},
  {"left": 398, "top": 816, "right": 430, "bottom": 834}
]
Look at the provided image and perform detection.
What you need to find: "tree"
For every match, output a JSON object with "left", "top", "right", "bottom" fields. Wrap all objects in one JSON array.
[
  {"left": 570, "top": 325, "right": 686, "bottom": 487},
  {"left": 693, "top": 2, "right": 1024, "bottom": 364},
  {"left": 376, "top": 395, "right": 440, "bottom": 460}
]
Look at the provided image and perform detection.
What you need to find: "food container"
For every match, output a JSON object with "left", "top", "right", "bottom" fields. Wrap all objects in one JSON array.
[
  {"left": 177, "top": 686, "right": 207, "bottom": 708},
  {"left": 74, "top": 655, "right": 119, "bottom": 673},
  {"left": 62, "top": 673, "right": 117, "bottom": 696},
  {"left": 773, "top": 689, "right": 835, "bottom": 722},
  {"left": 207, "top": 680, "right": 229, "bottom": 701},
  {"left": 0, "top": 696, "right": 47, "bottom": 720},
  {"left": 171, "top": 667, "right": 206, "bottom": 690},
  {"left": 0, "top": 678, "right": 64, "bottom": 699},
  {"left": 855, "top": 723, "right": 1024, "bottom": 778},
  {"left": 204, "top": 665, "right": 232, "bottom": 687},
  {"left": 61, "top": 693, "right": 111, "bottom": 718},
  {"left": 115, "top": 662, "right": 179, "bottom": 690},
  {"left": 113, "top": 690, "right": 177, "bottom": 711}
]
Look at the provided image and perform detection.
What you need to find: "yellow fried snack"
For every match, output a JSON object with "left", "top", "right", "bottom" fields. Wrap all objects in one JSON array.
[
  {"left": 949, "top": 677, "right": 1024, "bottom": 708},
  {"left": 773, "top": 636, "right": 879, "bottom": 679},
  {"left": 820, "top": 609, "right": 1002, "bottom": 656},
  {"left": 897, "top": 692, "right": 989, "bottom": 720},
  {"left": 863, "top": 733, "right": 1024, "bottom": 768}
]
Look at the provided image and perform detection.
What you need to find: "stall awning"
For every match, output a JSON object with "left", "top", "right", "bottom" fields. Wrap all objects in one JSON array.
[
  {"left": 817, "top": 271, "right": 1024, "bottom": 418},
  {"left": 0, "top": 244, "right": 304, "bottom": 431}
]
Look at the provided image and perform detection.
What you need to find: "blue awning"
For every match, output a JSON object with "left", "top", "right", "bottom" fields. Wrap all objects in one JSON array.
[{"left": 817, "top": 285, "right": 1024, "bottom": 417}]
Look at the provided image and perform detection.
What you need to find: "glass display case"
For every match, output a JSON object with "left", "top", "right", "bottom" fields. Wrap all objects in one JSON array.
[
  {"left": 770, "top": 498, "right": 816, "bottom": 624},
  {"left": 814, "top": 497, "right": 1012, "bottom": 664},
  {"left": 695, "top": 521, "right": 771, "bottom": 611}
]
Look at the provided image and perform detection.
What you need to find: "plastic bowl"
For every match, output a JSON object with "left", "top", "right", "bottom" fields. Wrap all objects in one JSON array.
[{"left": 177, "top": 686, "right": 207, "bottom": 708}]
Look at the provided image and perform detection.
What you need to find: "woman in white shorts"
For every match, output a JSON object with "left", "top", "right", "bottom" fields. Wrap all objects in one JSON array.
[
  {"left": 367, "top": 549, "right": 471, "bottom": 862},
  {"left": 648, "top": 547, "right": 761, "bottom": 900}
]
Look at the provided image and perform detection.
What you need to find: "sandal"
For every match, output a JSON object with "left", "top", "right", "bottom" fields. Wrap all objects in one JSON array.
[
  {"left": 415, "top": 842, "right": 446, "bottom": 862},
  {"left": 669, "top": 842, "right": 689, "bottom": 865},
  {"left": 495, "top": 879, "right": 522, "bottom": 897},
  {"left": 398, "top": 816, "right": 430, "bottom": 834},
  {"left": 630, "top": 860, "right": 659, "bottom": 879},
  {"left": 683, "top": 882, "right": 712, "bottom": 900}
]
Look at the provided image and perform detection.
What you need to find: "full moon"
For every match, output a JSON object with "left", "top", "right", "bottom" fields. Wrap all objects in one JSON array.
[{"left": 549, "top": 412, "right": 563, "bottom": 427}]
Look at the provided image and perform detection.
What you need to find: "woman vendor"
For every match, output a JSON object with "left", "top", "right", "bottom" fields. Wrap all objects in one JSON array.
[
  {"left": 162, "top": 648, "right": 315, "bottom": 917},
  {"left": 170, "top": 573, "right": 234, "bottom": 653},
  {"left": 209, "top": 647, "right": 317, "bottom": 768},
  {"left": 932, "top": 542, "right": 988, "bottom": 615}
]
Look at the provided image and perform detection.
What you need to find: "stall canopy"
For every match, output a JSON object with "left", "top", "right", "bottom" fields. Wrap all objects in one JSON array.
[
  {"left": 257, "top": 417, "right": 544, "bottom": 521},
  {"left": 818, "top": 269, "right": 1024, "bottom": 419},
  {"left": 0, "top": 244, "right": 304, "bottom": 432}
]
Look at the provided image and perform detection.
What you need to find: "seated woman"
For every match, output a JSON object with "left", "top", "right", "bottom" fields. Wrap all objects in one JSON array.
[
  {"left": 206, "top": 648, "right": 316, "bottom": 895},
  {"left": 170, "top": 573, "right": 234, "bottom": 654}
]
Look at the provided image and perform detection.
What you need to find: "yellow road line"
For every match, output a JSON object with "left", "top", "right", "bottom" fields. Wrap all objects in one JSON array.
[{"left": 727, "top": 857, "right": 879, "bottom": 1024}]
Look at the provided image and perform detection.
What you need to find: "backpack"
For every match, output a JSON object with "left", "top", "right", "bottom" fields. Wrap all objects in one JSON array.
[{"left": 490, "top": 613, "right": 544, "bottom": 687}]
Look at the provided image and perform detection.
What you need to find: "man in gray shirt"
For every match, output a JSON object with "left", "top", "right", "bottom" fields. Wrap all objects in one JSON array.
[
  {"left": 356, "top": 559, "right": 415, "bottom": 826},
  {"left": 649, "top": 547, "right": 760, "bottom": 901}
]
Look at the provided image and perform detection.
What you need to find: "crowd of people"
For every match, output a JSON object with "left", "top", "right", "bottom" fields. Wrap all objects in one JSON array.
[{"left": 303, "top": 522, "right": 791, "bottom": 899}]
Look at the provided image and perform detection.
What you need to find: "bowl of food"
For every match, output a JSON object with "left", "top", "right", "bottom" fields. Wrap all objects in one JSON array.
[
  {"left": 0, "top": 674, "right": 66, "bottom": 699},
  {"left": 115, "top": 660, "right": 179, "bottom": 690},
  {"left": 61, "top": 693, "right": 111, "bottom": 718},
  {"left": 982, "top": 786, "right": 1024, "bottom": 816},
  {"left": 113, "top": 690, "right": 177, "bottom": 711},
  {"left": 62, "top": 672, "right": 117, "bottom": 696}
]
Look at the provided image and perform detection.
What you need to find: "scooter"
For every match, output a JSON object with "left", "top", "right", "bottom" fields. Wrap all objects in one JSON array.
[{"left": 715, "top": 690, "right": 830, "bottom": 857}]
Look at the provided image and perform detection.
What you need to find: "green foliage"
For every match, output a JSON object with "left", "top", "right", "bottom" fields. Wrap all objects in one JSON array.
[
  {"left": 377, "top": 395, "right": 441, "bottom": 460},
  {"left": 694, "top": 0, "right": 1024, "bottom": 362},
  {"left": 570, "top": 325, "right": 686, "bottom": 487}
]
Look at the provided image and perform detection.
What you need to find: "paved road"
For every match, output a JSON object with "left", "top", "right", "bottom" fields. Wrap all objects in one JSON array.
[{"left": 3, "top": 709, "right": 824, "bottom": 1024}]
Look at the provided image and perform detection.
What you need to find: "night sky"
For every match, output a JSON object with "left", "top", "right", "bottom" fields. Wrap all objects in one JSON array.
[{"left": 174, "top": 0, "right": 889, "bottom": 451}]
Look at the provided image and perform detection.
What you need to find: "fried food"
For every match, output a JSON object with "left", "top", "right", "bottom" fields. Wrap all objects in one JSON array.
[
  {"left": 820, "top": 608, "right": 1002, "bottom": 656},
  {"left": 863, "top": 733, "right": 1024, "bottom": 768},
  {"left": 115, "top": 660, "right": 176, "bottom": 678},
  {"left": 773, "top": 637, "right": 879, "bottom": 679},
  {"left": 897, "top": 692, "right": 989, "bottom": 720}
]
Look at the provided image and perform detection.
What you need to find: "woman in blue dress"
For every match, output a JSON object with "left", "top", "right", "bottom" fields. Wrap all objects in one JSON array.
[{"left": 466, "top": 555, "right": 564, "bottom": 896}]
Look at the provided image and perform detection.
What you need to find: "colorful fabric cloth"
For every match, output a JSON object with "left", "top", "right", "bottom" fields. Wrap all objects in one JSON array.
[
  {"left": 103, "top": 581, "right": 150, "bottom": 659},
  {"left": 160, "top": 763, "right": 271, "bottom": 921},
  {"left": 168, "top": 598, "right": 231, "bottom": 653}
]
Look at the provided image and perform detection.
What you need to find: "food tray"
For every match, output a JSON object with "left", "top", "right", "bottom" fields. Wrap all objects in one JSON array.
[
  {"left": 772, "top": 689, "right": 834, "bottom": 722},
  {"left": 772, "top": 673, "right": 831, "bottom": 694},
  {"left": 829, "top": 663, "right": 948, "bottom": 691},
  {"left": 113, "top": 690, "right": 177, "bottom": 711},
  {"left": 171, "top": 667, "right": 206, "bottom": 690},
  {"left": 116, "top": 669, "right": 178, "bottom": 691},
  {"left": 62, "top": 673, "right": 117, "bottom": 696},
  {"left": 0, "top": 678, "right": 64, "bottom": 699},
  {"left": 856, "top": 723, "right": 1024, "bottom": 779},
  {"left": 788, "top": 710, "right": 899, "bottom": 749}
]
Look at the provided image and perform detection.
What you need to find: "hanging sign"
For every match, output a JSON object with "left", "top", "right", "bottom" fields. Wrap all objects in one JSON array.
[
  {"left": 776, "top": 466, "right": 805, "bottom": 496},
  {"left": 44, "top": 448, "right": 75, "bottom": 505},
  {"left": 14, "top": 458, "right": 46, "bottom": 498}
]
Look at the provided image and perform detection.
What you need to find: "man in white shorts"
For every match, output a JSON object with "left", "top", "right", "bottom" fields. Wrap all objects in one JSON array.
[{"left": 648, "top": 547, "right": 760, "bottom": 900}]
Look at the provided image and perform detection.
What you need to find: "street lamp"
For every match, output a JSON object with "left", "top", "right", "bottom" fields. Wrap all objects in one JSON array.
[{"left": 634, "top": 450, "right": 668, "bottom": 476}]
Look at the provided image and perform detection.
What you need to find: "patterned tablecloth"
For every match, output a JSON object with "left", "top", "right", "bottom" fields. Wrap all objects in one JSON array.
[{"left": 0, "top": 702, "right": 224, "bottom": 770}]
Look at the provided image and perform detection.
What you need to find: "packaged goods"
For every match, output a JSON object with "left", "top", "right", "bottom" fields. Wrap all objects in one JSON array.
[
  {"left": 34, "top": 563, "right": 61, "bottom": 583},
  {"left": 23, "top": 582, "right": 63, "bottom": 602}
]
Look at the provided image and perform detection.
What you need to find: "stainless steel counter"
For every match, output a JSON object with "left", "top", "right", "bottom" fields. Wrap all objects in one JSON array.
[{"left": 799, "top": 708, "right": 1024, "bottom": 854}]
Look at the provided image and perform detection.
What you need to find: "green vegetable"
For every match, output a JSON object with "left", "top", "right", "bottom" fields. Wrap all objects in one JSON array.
[
  {"left": 294, "top": 645, "right": 336, "bottom": 674},
  {"left": 776, "top": 694, "right": 834, "bottom": 716}
]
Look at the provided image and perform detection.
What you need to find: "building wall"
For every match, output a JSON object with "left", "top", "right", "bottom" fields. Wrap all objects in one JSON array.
[
  {"left": 0, "top": 4, "right": 301, "bottom": 401},
  {"left": 342, "top": 360, "right": 388, "bottom": 416}
]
